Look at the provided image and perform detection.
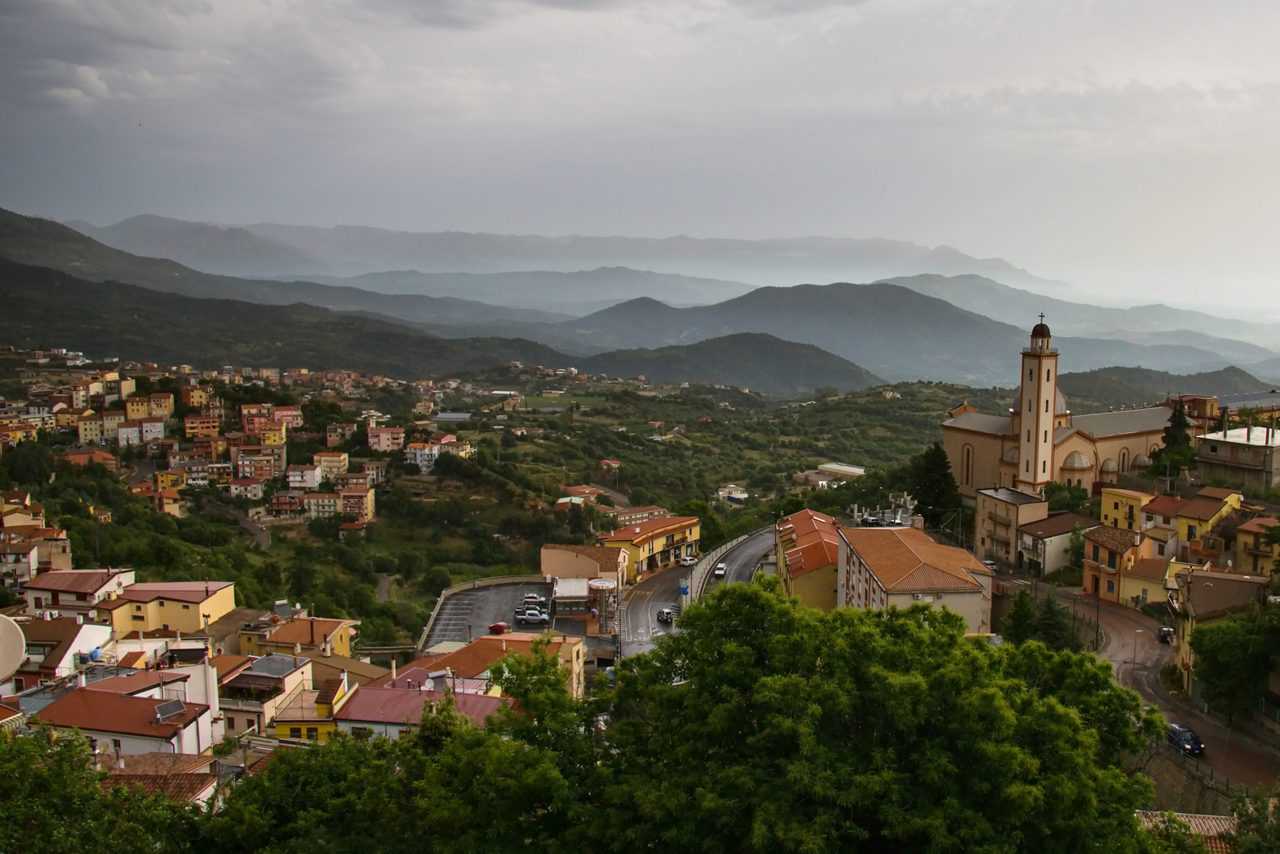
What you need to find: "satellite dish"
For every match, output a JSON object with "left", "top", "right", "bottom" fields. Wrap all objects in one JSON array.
[{"left": 0, "top": 615, "right": 24, "bottom": 684}]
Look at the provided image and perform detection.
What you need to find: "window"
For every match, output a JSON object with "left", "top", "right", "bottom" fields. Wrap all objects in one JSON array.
[
  {"left": 226, "top": 716, "right": 235, "bottom": 730},
  {"left": 1044, "top": 400, "right": 1049, "bottom": 413},
  {"left": 182, "top": 604, "right": 190, "bottom": 610},
  {"left": 112, "top": 739, "right": 121, "bottom": 753},
  {"left": 1107, "top": 552, "right": 1117, "bottom": 570},
  {"left": 1092, "top": 545, "right": 1100, "bottom": 562},
  {"left": 1027, "top": 430, "right": 1031, "bottom": 442},
  {"left": 1106, "top": 580, "right": 1115, "bottom": 593},
  {"left": 1042, "top": 461, "right": 1047, "bottom": 474},
  {"left": 134, "top": 604, "right": 142, "bottom": 611},
  {"left": 351, "top": 727, "right": 372, "bottom": 740},
  {"left": 307, "top": 727, "right": 318, "bottom": 741},
  {"left": 1188, "top": 525, "right": 1197, "bottom": 540},
  {"left": 131, "top": 615, "right": 144, "bottom": 621},
  {"left": 290, "top": 727, "right": 302, "bottom": 739},
  {"left": 1046, "top": 369, "right": 1052, "bottom": 381},
  {"left": 1209, "top": 445, "right": 1218, "bottom": 454},
  {"left": 157, "top": 600, "right": 165, "bottom": 607},
  {"left": 1043, "top": 430, "right": 1048, "bottom": 443},
  {"left": 1025, "top": 460, "right": 1030, "bottom": 473},
  {"left": 1028, "top": 369, "right": 1033, "bottom": 380}
]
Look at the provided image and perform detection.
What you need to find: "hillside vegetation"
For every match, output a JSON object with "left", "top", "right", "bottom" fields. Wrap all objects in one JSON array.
[{"left": 1057, "top": 365, "right": 1273, "bottom": 407}]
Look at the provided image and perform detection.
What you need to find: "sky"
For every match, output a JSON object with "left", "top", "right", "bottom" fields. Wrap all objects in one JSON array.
[{"left": 3, "top": 0, "right": 1280, "bottom": 311}]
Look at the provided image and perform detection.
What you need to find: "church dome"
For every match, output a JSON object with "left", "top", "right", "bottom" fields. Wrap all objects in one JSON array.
[
  {"left": 1100, "top": 458, "right": 1118, "bottom": 474},
  {"left": 1133, "top": 453, "right": 1152, "bottom": 469},
  {"left": 1031, "top": 321, "right": 1052, "bottom": 339},
  {"left": 1062, "top": 451, "right": 1092, "bottom": 470}
]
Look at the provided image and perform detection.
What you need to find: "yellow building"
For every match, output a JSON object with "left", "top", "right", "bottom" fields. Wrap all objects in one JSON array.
[
  {"left": 1100, "top": 487, "right": 1154, "bottom": 531},
  {"left": 1174, "top": 570, "right": 1268, "bottom": 693},
  {"left": 1083, "top": 525, "right": 1156, "bottom": 604},
  {"left": 273, "top": 670, "right": 356, "bottom": 744},
  {"left": 240, "top": 616, "right": 359, "bottom": 658},
  {"left": 155, "top": 470, "right": 189, "bottom": 491},
  {"left": 943, "top": 321, "right": 1176, "bottom": 501},
  {"left": 125, "top": 396, "right": 151, "bottom": 420},
  {"left": 1118, "top": 557, "right": 1172, "bottom": 609},
  {"left": 1174, "top": 489, "right": 1242, "bottom": 547},
  {"left": 148, "top": 393, "right": 175, "bottom": 418},
  {"left": 98, "top": 581, "right": 236, "bottom": 634},
  {"left": 1235, "top": 516, "right": 1280, "bottom": 576},
  {"left": 258, "top": 422, "right": 288, "bottom": 446},
  {"left": 775, "top": 509, "right": 840, "bottom": 610},
  {"left": 77, "top": 414, "right": 103, "bottom": 445},
  {"left": 599, "top": 515, "right": 700, "bottom": 584}
]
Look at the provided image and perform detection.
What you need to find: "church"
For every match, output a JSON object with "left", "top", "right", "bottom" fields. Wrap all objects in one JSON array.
[{"left": 942, "top": 319, "right": 1173, "bottom": 502}]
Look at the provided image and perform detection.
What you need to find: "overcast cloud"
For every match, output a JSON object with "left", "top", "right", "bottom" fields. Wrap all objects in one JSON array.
[{"left": 2, "top": 0, "right": 1279, "bottom": 309}]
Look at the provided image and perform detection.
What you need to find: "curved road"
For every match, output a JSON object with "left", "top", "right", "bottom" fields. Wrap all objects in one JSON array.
[
  {"left": 1051, "top": 586, "right": 1280, "bottom": 789},
  {"left": 620, "top": 529, "right": 774, "bottom": 658}
]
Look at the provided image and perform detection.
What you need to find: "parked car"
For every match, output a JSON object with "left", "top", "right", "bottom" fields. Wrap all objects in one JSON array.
[
  {"left": 515, "top": 608, "right": 550, "bottom": 626},
  {"left": 522, "top": 593, "right": 548, "bottom": 606},
  {"left": 488, "top": 621, "right": 509, "bottom": 635},
  {"left": 713, "top": 563, "right": 727, "bottom": 578},
  {"left": 1167, "top": 723, "right": 1204, "bottom": 756},
  {"left": 678, "top": 555, "right": 697, "bottom": 567},
  {"left": 656, "top": 607, "right": 675, "bottom": 624}
]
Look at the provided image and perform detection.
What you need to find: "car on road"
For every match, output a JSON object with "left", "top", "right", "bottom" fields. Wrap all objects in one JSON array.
[
  {"left": 656, "top": 607, "right": 676, "bottom": 624},
  {"left": 515, "top": 607, "right": 550, "bottom": 626},
  {"left": 1167, "top": 723, "right": 1204, "bottom": 756},
  {"left": 678, "top": 555, "right": 697, "bottom": 567},
  {"left": 1158, "top": 626, "right": 1175, "bottom": 644},
  {"left": 713, "top": 562, "right": 727, "bottom": 578}
]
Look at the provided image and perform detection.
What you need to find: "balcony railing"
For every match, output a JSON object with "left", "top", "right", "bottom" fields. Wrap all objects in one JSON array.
[{"left": 987, "top": 513, "right": 1011, "bottom": 527}]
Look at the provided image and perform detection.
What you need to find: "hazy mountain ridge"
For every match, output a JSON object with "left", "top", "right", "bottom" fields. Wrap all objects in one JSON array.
[
  {"left": 0, "top": 257, "right": 885, "bottom": 396},
  {"left": 68, "top": 214, "right": 327, "bottom": 278},
  {"left": 197, "top": 218, "right": 1055, "bottom": 287},
  {"left": 580, "top": 333, "right": 884, "bottom": 395},
  {"left": 883, "top": 273, "right": 1280, "bottom": 352},
  {"left": 542, "top": 284, "right": 1236, "bottom": 385},
  {"left": 309, "top": 267, "right": 754, "bottom": 314},
  {"left": 0, "top": 208, "right": 564, "bottom": 326}
]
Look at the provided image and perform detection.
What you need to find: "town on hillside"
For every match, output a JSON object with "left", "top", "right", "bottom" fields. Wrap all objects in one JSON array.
[{"left": 1, "top": 322, "right": 1279, "bottom": 848}]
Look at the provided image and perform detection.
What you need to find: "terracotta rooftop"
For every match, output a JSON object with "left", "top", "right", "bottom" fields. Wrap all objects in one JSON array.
[
  {"left": 334, "top": 686, "right": 505, "bottom": 728},
  {"left": 1135, "top": 811, "right": 1235, "bottom": 853},
  {"left": 87, "top": 670, "right": 189, "bottom": 695},
  {"left": 1237, "top": 516, "right": 1279, "bottom": 536},
  {"left": 602, "top": 515, "right": 699, "bottom": 545},
  {"left": 839, "top": 527, "right": 987, "bottom": 593},
  {"left": 1018, "top": 512, "right": 1096, "bottom": 540},
  {"left": 24, "top": 569, "right": 126, "bottom": 594},
  {"left": 209, "top": 654, "right": 252, "bottom": 682},
  {"left": 102, "top": 773, "right": 217, "bottom": 803},
  {"left": 1183, "top": 571, "right": 1268, "bottom": 620},
  {"left": 262, "top": 617, "right": 354, "bottom": 646},
  {"left": 118, "top": 581, "right": 233, "bottom": 604},
  {"left": 1085, "top": 525, "right": 1144, "bottom": 554},
  {"left": 1197, "top": 487, "right": 1242, "bottom": 500},
  {"left": 1177, "top": 496, "right": 1229, "bottom": 522},
  {"left": 18, "top": 617, "right": 91, "bottom": 673},
  {"left": 1128, "top": 558, "right": 1171, "bottom": 583},
  {"left": 34, "top": 688, "right": 207, "bottom": 738},
  {"left": 776, "top": 509, "right": 840, "bottom": 579},
  {"left": 1142, "top": 495, "right": 1186, "bottom": 518},
  {"left": 409, "top": 633, "right": 579, "bottom": 680},
  {"left": 96, "top": 751, "right": 214, "bottom": 776}
]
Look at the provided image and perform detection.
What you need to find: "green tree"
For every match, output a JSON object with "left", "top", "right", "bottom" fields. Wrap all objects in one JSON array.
[
  {"left": 907, "top": 441, "right": 961, "bottom": 527},
  {"left": 597, "top": 582, "right": 1159, "bottom": 853},
  {"left": 1153, "top": 401, "right": 1195, "bottom": 476},
  {"left": 1045, "top": 481, "right": 1089, "bottom": 514},
  {"left": 1069, "top": 524, "right": 1087, "bottom": 569},
  {"left": 1003, "top": 590, "right": 1038, "bottom": 643},
  {"left": 1137, "top": 812, "right": 1209, "bottom": 853},
  {"left": 1229, "top": 786, "right": 1280, "bottom": 854},
  {"left": 1189, "top": 613, "right": 1273, "bottom": 723},
  {"left": 1035, "top": 595, "right": 1080, "bottom": 651}
]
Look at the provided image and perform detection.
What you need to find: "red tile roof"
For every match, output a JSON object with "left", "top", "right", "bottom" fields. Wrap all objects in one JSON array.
[
  {"left": 102, "top": 773, "right": 217, "bottom": 803},
  {"left": 1238, "top": 516, "right": 1279, "bottom": 535},
  {"left": 34, "top": 688, "right": 207, "bottom": 739},
  {"left": 87, "top": 670, "right": 189, "bottom": 695},
  {"left": 1142, "top": 495, "right": 1186, "bottom": 518},
  {"left": 840, "top": 527, "right": 987, "bottom": 592},
  {"left": 602, "top": 516, "right": 699, "bottom": 545},
  {"left": 263, "top": 617, "right": 353, "bottom": 646},
  {"left": 1128, "top": 558, "right": 1171, "bottom": 583},
  {"left": 1018, "top": 512, "right": 1097, "bottom": 539},
  {"left": 119, "top": 581, "right": 233, "bottom": 604},
  {"left": 776, "top": 509, "right": 840, "bottom": 579},
  {"left": 1177, "top": 496, "right": 1228, "bottom": 521},
  {"left": 23, "top": 569, "right": 124, "bottom": 594},
  {"left": 334, "top": 686, "right": 505, "bottom": 728},
  {"left": 1084, "top": 525, "right": 1144, "bottom": 554}
]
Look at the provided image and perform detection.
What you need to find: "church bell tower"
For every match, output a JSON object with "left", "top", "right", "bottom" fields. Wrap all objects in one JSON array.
[{"left": 1015, "top": 315, "right": 1059, "bottom": 493}]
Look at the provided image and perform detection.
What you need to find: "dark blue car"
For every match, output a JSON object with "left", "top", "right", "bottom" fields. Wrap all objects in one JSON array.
[{"left": 1167, "top": 724, "right": 1204, "bottom": 756}]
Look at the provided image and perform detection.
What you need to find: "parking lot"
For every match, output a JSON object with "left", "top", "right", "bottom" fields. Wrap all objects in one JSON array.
[{"left": 421, "top": 580, "right": 553, "bottom": 649}]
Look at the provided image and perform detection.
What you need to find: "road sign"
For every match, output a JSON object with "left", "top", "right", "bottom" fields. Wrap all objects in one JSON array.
[{"left": 679, "top": 581, "right": 689, "bottom": 596}]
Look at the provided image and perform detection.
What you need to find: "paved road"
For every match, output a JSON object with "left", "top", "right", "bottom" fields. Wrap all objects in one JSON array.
[
  {"left": 703, "top": 530, "right": 775, "bottom": 592},
  {"left": 619, "top": 564, "right": 689, "bottom": 658},
  {"left": 620, "top": 529, "right": 775, "bottom": 658},
  {"left": 1052, "top": 586, "right": 1280, "bottom": 790}
]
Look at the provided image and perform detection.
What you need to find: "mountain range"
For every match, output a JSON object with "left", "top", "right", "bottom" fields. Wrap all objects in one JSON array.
[
  {"left": 523, "top": 286, "right": 1242, "bottom": 385},
  {"left": 883, "top": 274, "right": 1280, "bottom": 352},
  {"left": 0, "top": 257, "right": 882, "bottom": 395},
  {"left": 67, "top": 212, "right": 1058, "bottom": 288}
]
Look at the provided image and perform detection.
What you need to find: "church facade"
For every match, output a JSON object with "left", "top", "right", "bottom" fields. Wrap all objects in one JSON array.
[{"left": 942, "top": 320, "right": 1173, "bottom": 502}]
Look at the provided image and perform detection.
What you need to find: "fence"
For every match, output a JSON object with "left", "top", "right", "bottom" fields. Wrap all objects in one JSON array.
[{"left": 691, "top": 528, "right": 771, "bottom": 601}]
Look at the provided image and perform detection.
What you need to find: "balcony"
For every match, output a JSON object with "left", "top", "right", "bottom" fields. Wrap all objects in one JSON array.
[{"left": 987, "top": 512, "right": 1012, "bottom": 527}]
